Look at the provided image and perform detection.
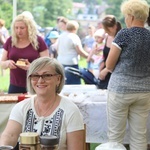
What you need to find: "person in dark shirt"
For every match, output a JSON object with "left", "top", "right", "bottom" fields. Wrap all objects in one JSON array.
[
  {"left": 48, "top": 31, "right": 59, "bottom": 58},
  {"left": 98, "top": 15, "right": 122, "bottom": 89}
]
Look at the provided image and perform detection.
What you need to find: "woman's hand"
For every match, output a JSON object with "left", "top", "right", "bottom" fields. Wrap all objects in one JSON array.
[
  {"left": 99, "top": 68, "right": 109, "bottom": 80},
  {"left": 7, "top": 60, "right": 17, "bottom": 69}
]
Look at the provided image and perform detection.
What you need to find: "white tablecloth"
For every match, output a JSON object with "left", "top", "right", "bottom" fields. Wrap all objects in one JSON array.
[
  {"left": 0, "top": 103, "right": 16, "bottom": 133},
  {"left": 61, "top": 85, "right": 109, "bottom": 143},
  {"left": 61, "top": 85, "right": 150, "bottom": 144},
  {"left": 1, "top": 85, "right": 150, "bottom": 144}
]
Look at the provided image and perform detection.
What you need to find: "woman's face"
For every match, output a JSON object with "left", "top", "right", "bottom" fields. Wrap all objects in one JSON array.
[
  {"left": 30, "top": 66, "right": 61, "bottom": 96},
  {"left": 103, "top": 25, "right": 116, "bottom": 37},
  {"left": 50, "top": 38, "right": 57, "bottom": 44},
  {"left": 14, "top": 21, "right": 28, "bottom": 39},
  {"left": 88, "top": 27, "right": 95, "bottom": 35},
  {"left": 58, "top": 21, "right": 66, "bottom": 31},
  {"left": 95, "top": 36, "right": 104, "bottom": 44}
]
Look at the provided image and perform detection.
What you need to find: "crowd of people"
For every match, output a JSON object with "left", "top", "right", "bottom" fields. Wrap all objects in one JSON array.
[{"left": 0, "top": 0, "right": 150, "bottom": 150}]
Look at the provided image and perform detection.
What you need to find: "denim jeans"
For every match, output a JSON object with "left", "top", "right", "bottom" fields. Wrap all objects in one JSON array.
[{"left": 8, "top": 84, "right": 27, "bottom": 94}]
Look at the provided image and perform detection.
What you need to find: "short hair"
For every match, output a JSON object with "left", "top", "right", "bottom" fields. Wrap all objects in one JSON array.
[
  {"left": 0, "top": 19, "right": 5, "bottom": 27},
  {"left": 11, "top": 14, "right": 39, "bottom": 50},
  {"left": 66, "top": 20, "right": 79, "bottom": 32},
  {"left": 88, "top": 24, "right": 95, "bottom": 30},
  {"left": 27, "top": 57, "right": 65, "bottom": 94},
  {"left": 147, "top": 8, "right": 150, "bottom": 26},
  {"left": 59, "top": 17, "right": 68, "bottom": 25},
  {"left": 57, "top": 16, "right": 63, "bottom": 23},
  {"left": 121, "top": 0, "right": 149, "bottom": 22},
  {"left": 102, "top": 15, "right": 122, "bottom": 35}
]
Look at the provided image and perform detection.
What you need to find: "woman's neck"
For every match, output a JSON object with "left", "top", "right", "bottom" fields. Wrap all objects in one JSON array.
[
  {"left": 131, "top": 20, "right": 144, "bottom": 28},
  {"left": 18, "top": 37, "right": 29, "bottom": 42}
]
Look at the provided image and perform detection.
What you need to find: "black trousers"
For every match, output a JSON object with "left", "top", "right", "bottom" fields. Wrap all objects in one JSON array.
[{"left": 8, "top": 84, "right": 27, "bottom": 94}]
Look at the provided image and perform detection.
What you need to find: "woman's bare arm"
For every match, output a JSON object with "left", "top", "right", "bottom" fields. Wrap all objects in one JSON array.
[
  {"left": 67, "top": 130, "right": 84, "bottom": 150},
  {"left": 0, "top": 50, "right": 16, "bottom": 69},
  {"left": 0, "top": 120, "right": 22, "bottom": 147}
]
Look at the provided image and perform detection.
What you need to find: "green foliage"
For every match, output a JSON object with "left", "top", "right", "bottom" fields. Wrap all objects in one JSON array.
[
  {"left": 44, "top": 0, "right": 72, "bottom": 27},
  {"left": 85, "top": 0, "right": 102, "bottom": 5},
  {"left": 105, "top": 0, "right": 150, "bottom": 28},
  {"left": 0, "top": 1, "right": 13, "bottom": 29},
  {"left": 74, "top": 0, "right": 102, "bottom": 5},
  {"left": 1, "top": 0, "right": 150, "bottom": 30},
  {"left": 105, "top": 0, "right": 125, "bottom": 27},
  {"left": 146, "top": 0, "right": 150, "bottom": 4},
  {"left": 73, "top": 0, "right": 82, "bottom": 2},
  {"left": 0, "top": 69, "right": 9, "bottom": 92}
]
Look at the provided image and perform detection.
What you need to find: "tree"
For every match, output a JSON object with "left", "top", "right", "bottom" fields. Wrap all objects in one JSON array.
[
  {"left": 44, "top": 0, "right": 72, "bottom": 27},
  {"left": 0, "top": 1, "right": 12, "bottom": 29},
  {"left": 16, "top": 0, "right": 73, "bottom": 28},
  {"left": 105, "top": 0, "right": 150, "bottom": 28},
  {"left": 17, "top": 0, "right": 47, "bottom": 27},
  {"left": 105, "top": 0, "right": 125, "bottom": 26},
  {"left": 83, "top": 0, "right": 102, "bottom": 5}
]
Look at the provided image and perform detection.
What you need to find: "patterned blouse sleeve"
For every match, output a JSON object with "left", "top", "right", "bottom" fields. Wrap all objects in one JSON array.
[{"left": 113, "top": 28, "right": 130, "bottom": 50}]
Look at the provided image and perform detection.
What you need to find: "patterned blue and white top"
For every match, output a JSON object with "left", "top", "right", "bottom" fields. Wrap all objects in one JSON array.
[
  {"left": 108, "top": 27, "right": 150, "bottom": 94},
  {"left": 9, "top": 96, "right": 84, "bottom": 150}
]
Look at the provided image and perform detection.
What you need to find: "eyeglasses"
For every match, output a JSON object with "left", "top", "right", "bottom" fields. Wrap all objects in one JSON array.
[{"left": 29, "top": 74, "right": 58, "bottom": 81}]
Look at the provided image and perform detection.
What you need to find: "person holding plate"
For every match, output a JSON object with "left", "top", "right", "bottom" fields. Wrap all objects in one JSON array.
[{"left": 0, "top": 13, "right": 49, "bottom": 93}]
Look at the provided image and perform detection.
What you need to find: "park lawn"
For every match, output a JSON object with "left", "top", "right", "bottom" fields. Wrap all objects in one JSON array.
[{"left": 0, "top": 68, "right": 9, "bottom": 92}]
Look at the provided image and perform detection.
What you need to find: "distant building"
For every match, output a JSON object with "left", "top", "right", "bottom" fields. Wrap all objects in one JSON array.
[
  {"left": 72, "top": 2, "right": 109, "bottom": 39},
  {"left": 77, "top": 14, "right": 98, "bottom": 21},
  {"left": 72, "top": 2, "right": 108, "bottom": 26},
  {"left": 72, "top": 2, "right": 85, "bottom": 15}
]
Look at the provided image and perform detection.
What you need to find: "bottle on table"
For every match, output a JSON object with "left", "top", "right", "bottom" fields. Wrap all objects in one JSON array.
[
  {"left": 19, "top": 132, "right": 41, "bottom": 150},
  {"left": 40, "top": 135, "right": 59, "bottom": 150}
]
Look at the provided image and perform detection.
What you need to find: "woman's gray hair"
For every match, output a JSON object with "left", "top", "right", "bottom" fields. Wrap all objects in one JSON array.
[
  {"left": 11, "top": 14, "right": 39, "bottom": 50},
  {"left": 121, "top": 0, "right": 149, "bottom": 22},
  {"left": 27, "top": 57, "right": 65, "bottom": 95}
]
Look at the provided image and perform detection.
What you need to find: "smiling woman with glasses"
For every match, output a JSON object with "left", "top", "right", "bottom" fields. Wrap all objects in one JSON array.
[{"left": 0, "top": 57, "right": 84, "bottom": 150}]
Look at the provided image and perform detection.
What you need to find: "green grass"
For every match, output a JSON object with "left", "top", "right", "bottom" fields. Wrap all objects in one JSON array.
[
  {"left": 90, "top": 143, "right": 100, "bottom": 150},
  {"left": 0, "top": 68, "right": 9, "bottom": 92},
  {"left": 79, "top": 57, "right": 87, "bottom": 67}
]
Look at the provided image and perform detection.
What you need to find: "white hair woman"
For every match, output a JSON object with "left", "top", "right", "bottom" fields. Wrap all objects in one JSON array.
[{"left": 105, "top": 0, "right": 150, "bottom": 149}]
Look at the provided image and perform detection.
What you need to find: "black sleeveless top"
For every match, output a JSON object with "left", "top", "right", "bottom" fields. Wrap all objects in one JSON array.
[
  {"left": 103, "top": 44, "right": 110, "bottom": 62},
  {"left": 98, "top": 38, "right": 111, "bottom": 89}
]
